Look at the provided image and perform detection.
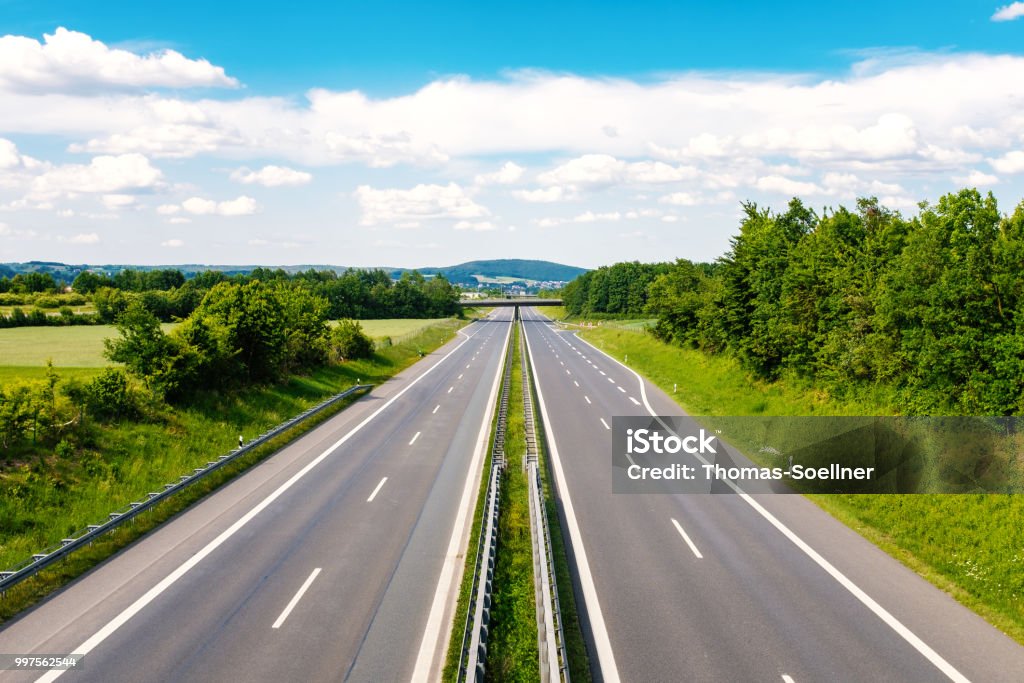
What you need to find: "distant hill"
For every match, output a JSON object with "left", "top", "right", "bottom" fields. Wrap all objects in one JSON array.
[
  {"left": 0, "top": 258, "right": 586, "bottom": 286},
  {"left": 401, "top": 259, "right": 586, "bottom": 284}
]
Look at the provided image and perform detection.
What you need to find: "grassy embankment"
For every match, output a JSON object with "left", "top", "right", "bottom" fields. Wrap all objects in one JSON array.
[
  {"left": 566, "top": 320, "right": 1024, "bottom": 644},
  {"left": 0, "top": 315, "right": 477, "bottom": 621}
]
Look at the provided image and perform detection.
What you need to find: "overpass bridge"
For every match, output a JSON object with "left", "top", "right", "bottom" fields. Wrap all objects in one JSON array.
[{"left": 460, "top": 298, "right": 562, "bottom": 308}]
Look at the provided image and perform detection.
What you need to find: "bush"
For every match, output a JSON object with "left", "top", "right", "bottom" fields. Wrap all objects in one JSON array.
[
  {"left": 85, "top": 369, "right": 138, "bottom": 420},
  {"left": 330, "top": 320, "right": 374, "bottom": 361}
]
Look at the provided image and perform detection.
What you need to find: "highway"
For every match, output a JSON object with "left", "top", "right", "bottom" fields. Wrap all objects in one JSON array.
[
  {"left": 519, "top": 306, "right": 1024, "bottom": 683},
  {"left": 0, "top": 308, "right": 514, "bottom": 683}
]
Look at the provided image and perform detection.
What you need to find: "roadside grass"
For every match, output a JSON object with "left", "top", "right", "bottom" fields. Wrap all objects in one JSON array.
[
  {"left": 576, "top": 325, "right": 1024, "bottom": 645},
  {"left": 0, "top": 317, "right": 470, "bottom": 621}
]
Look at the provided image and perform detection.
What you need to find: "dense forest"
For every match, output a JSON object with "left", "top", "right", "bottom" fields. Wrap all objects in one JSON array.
[
  {"left": 564, "top": 189, "right": 1024, "bottom": 415},
  {"left": 0, "top": 267, "right": 461, "bottom": 327}
]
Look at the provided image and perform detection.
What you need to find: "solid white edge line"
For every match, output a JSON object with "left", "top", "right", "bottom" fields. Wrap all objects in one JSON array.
[
  {"left": 409, "top": 431, "right": 421, "bottom": 446},
  {"left": 521, "top": 311, "right": 621, "bottom": 682},
  {"left": 670, "top": 518, "right": 704, "bottom": 559},
  {"left": 34, "top": 316, "right": 492, "bottom": 683},
  {"left": 367, "top": 477, "right": 388, "bottom": 503},
  {"left": 571, "top": 327, "right": 971, "bottom": 683},
  {"left": 410, "top": 315, "right": 514, "bottom": 682},
  {"left": 271, "top": 567, "right": 322, "bottom": 629}
]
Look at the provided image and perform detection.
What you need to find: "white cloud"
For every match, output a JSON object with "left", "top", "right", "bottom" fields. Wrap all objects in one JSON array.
[
  {"left": 0, "top": 27, "right": 238, "bottom": 93},
  {"left": 755, "top": 175, "right": 825, "bottom": 196},
  {"left": 231, "top": 164, "right": 312, "bottom": 187},
  {"left": 156, "top": 203, "right": 180, "bottom": 215},
  {"left": 954, "top": 169, "right": 999, "bottom": 186},
  {"left": 29, "top": 153, "right": 162, "bottom": 199},
  {"left": 354, "top": 183, "right": 488, "bottom": 225},
  {"left": 513, "top": 186, "right": 573, "bottom": 203},
  {"left": 182, "top": 195, "right": 258, "bottom": 216},
  {"left": 474, "top": 161, "right": 524, "bottom": 185},
  {"left": 992, "top": 2, "right": 1024, "bottom": 21},
  {"left": 168, "top": 216, "right": 191, "bottom": 224},
  {"left": 536, "top": 154, "right": 697, "bottom": 190},
  {"left": 660, "top": 192, "right": 702, "bottom": 206},
  {"left": 454, "top": 220, "right": 498, "bottom": 231},
  {"left": 161, "top": 238, "right": 184, "bottom": 247},
  {"left": 989, "top": 150, "right": 1024, "bottom": 173},
  {"left": 101, "top": 193, "right": 136, "bottom": 209},
  {"left": 68, "top": 232, "right": 99, "bottom": 244},
  {"left": 535, "top": 211, "right": 622, "bottom": 227}
]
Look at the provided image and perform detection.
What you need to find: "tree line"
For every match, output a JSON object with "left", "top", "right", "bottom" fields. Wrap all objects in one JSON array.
[
  {"left": 0, "top": 267, "right": 461, "bottom": 327},
  {"left": 567, "top": 189, "right": 1024, "bottom": 415}
]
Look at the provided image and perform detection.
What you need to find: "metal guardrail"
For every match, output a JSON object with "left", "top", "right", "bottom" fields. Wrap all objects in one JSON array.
[
  {"left": 521, "top": 324, "right": 570, "bottom": 683},
  {"left": 458, "top": 322, "right": 515, "bottom": 682},
  {"left": 0, "top": 384, "right": 373, "bottom": 596}
]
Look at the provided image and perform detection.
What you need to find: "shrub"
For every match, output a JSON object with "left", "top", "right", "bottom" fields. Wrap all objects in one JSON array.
[{"left": 330, "top": 320, "right": 374, "bottom": 361}]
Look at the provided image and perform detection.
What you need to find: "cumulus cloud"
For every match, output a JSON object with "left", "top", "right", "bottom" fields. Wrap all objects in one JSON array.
[
  {"left": 161, "top": 238, "right": 184, "bottom": 247},
  {"left": 513, "top": 186, "right": 574, "bottom": 203},
  {"left": 474, "top": 161, "right": 525, "bottom": 185},
  {"left": 537, "top": 154, "right": 697, "bottom": 190},
  {"left": 992, "top": 2, "right": 1024, "bottom": 21},
  {"left": 231, "top": 164, "right": 312, "bottom": 187},
  {"left": 454, "top": 220, "right": 498, "bottom": 231},
  {"left": 0, "top": 28, "right": 238, "bottom": 93},
  {"left": 954, "top": 169, "right": 999, "bottom": 186},
  {"left": 182, "top": 195, "right": 258, "bottom": 216},
  {"left": 156, "top": 204, "right": 180, "bottom": 215},
  {"left": 989, "top": 150, "right": 1024, "bottom": 173},
  {"left": 101, "top": 193, "right": 136, "bottom": 209},
  {"left": 354, "top": 183, "right": 488, "bottom": 225},
  {"left": 659, "top": 192, "right": 703, "bottom": 206},
  {"left": 67, "top": 232, "right": 99, "bottom": 244},
  {"left": 29, "top": 153, "right": 161, "bottom": 199},
  {"left": 755, "top": 175, "right": 825, "bottom": 196},
  {"left": 536, "top": 211, "right": 623, "bottom": 227}
]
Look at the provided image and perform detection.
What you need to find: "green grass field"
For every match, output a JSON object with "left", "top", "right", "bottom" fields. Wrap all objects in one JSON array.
[
  {"left": 341, "top": 318, "right": 449, "bottom": 339},
  {"left": 0, "top": 324, "right": 177, "bottom": 368},
  {"left": 0, "top": 319, "right": 460, "bottom": 370},
  {"left": 577, "top": 325, "right": 1024, "bottom": 645}
]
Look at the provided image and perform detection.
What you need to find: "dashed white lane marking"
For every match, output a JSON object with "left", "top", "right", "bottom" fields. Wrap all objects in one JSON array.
[
  {"left": 599, "top": 370, "right": 606, "bottom": 375},
  {"left": 574, "top": 380, "right": 580, "bottom": 387},
  {"left": 458, "top": 374, "right": 464, "bottom": 380},
  {"left": 600, "top": 417, "right": 610, "bottom": 430},
  {"left": 782, "top": 676, "right": 795, "bottom": 683},
  {"left": 617, "top": 386, "right": 626, "bottom": 393},
  {"left": 629, "top": 397, "right": 640, "bottom": 405},
  {"left": 566, "top": 370, "right": 571, "bottom": 376},
  {"left": 671, "top": 518, "right": 704, "bottom": 559},
  {"left": 432, "top": 405, "right": 440, "bottom": 414},
  {"left": 272, "top": 568, "right": 322, "bottom": 629},
  {"left": 366, "top": 477, "right": 388, "bottom": 503},
  {"left": 607, "top": 377, "right": 616, "bottom": 384},
  {"left": 409, "top": 431, "right": 421, "bottom": 446},
  {"left": 447, "top": 386, "right": 454, "bottom": 393},
  {"left": 585, "top": 396, "right": 592, "bottom": 404}
]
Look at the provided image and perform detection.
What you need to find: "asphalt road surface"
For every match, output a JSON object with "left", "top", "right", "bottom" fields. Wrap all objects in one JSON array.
[
  {"left": 0, "top": 309, "right": 513, "bottom": 683},
  {"left": 519, "top": 306, "right": 1024, "bottom": 683}
]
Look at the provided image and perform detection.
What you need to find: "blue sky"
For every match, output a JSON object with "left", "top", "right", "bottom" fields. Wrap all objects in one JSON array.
[{"left": 1, "top": 1, "right": 1024, "bottom": 268}]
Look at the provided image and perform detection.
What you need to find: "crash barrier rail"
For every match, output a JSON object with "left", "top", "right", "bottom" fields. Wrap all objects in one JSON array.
[
  {"left": 457, "top": 324, "right": 515, "bottom": 682},
  {"left": 521, "top": 324, "right": 570, "bottom": 683},
  {"left": 0, "top": 384, "right": 373, "bottom": 596}
]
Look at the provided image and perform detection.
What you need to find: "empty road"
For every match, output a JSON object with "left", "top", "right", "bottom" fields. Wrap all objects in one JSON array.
[
  {"left": 0, "top": 309, "right": 513, "bottom": 683},
  {"left": 520, "top": 306, "right": 1024, "bottom": 683}
]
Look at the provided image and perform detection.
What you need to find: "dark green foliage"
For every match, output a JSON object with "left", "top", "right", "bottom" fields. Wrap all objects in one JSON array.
[
  {"left": 562, "top": 261, "right": 670, "bottom": 316},
  {"left": 83, "top": 369, "right": 138, "bottom": 420},
  {"left": 330, "top": 320, "right": 374, "bottom": 360},
  {"left": 591, "top": 190, "right": 1024, "bottom": 415}
]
